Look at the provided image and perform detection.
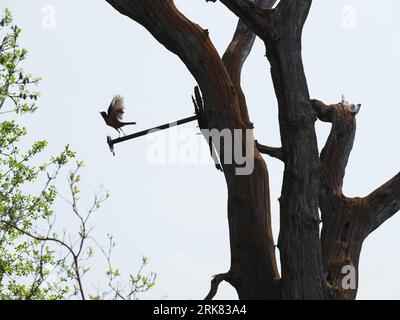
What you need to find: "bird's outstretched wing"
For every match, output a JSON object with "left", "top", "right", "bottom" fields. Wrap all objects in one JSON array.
[{"left": 108, "top": 95, "right": 125, "bottom": 121}]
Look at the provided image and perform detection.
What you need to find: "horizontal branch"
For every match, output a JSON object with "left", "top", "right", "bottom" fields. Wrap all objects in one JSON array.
[
  {"left": 256, "top": 140, "right": 283, "bottom": 160},
  {"left": 222, "top": 20, "right": 255, "bottom": 81},
  {"left": 311, "top": 99, "right": 333, "bottom": 122}
]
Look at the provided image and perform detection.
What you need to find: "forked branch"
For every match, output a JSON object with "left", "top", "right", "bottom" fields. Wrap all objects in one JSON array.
[
  {"left": 207, "top": 0, "right": 272, "bottom": 37},
  {"left": 313, "top": 97, "right": 399, "bottom": 299}
]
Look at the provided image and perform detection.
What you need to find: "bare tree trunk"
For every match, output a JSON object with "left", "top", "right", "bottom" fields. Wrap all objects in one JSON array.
[
  {"left": 217, "top": 0, "right": 325, "bottom": 299},
  {"left": 106, "top": 0, "right": 400, "bottom": 300},
  {"left": 105, "top": 0, "right": 280, "bottom": 299},
  {"left": 265, "top": 3, "right": 324, "bottom": 299}
]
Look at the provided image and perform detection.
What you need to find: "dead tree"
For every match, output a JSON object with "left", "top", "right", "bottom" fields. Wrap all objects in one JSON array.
[{"left": 105, "top": 0, "right": 400, "bottom": 300}]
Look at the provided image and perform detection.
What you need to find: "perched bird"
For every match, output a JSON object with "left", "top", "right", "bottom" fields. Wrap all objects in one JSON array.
[{"left": 100, "top": 95, "right": 136, "bottom": 136}]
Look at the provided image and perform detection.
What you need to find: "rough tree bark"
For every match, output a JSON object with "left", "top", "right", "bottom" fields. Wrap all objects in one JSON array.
[{"left": 105, "top": 0, "right": 400, "bottom": 300}]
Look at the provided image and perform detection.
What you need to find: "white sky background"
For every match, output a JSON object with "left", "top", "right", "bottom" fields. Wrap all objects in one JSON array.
[{"left": 2, "top": 0, "right": 400, "bottom": 299}]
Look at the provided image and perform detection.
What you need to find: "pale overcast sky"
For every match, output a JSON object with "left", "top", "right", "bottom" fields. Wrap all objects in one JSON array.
[{"left": 2, "top": 0, "right": 400, "bottom": 299}]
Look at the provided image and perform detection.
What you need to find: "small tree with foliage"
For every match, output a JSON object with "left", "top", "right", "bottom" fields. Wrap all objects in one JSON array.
[{"left": 0, "top": 8, "right": 155, "bottom": 300}]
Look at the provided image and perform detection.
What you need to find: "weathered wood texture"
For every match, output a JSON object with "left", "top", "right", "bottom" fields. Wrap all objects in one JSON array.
[
  {"left": 106, "top": 0, "right": 400, "bottom": 300},
  {"left": 105, "top": 0, "right": 280, "bottom": 299},
  {"left": 312, "top": 99, "right": 400, "bottom": 299}
]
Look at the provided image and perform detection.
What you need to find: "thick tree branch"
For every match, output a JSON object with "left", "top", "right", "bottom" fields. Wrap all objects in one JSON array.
[
  {"left": 221, "top": 0, "right": 276, "bottom": 124},
  {"left": 222, "top": 19, "right": 255, "bottom": 125},
  {"left": 312, "top": 98, "right": 369, "bottom": 299},
  {"left": 312, "top": 99, "right": 400, "bottom": 237},
  {"left": 106, "top": 0, "right": 280, "bottom": 299},
  {"left": 217, "top": 0, "right": 322, "bottom": 299},
  {"left": 365, "top": 172, "right": 400, "bottom": 234},
  {"left": 313, "top": 98, "right": 400, "bottom": 299},
  {"left": 311, "top": 99, "right": 357, "bottom": 193},
  {"left": 207, "top": 0, "right": 272, "bottom": 37},
  {"left": 222, "top": 20, "right": 255, "bottom": 83},
  {"left": 216, "top": 0, "right": 322, "bottom": 300},
  {"left": 257, "top": 0, "right": 323, "bottom": 299},
  {"left": 219, "top": 1, "right": 281, "bottom": 297},
  {"left": 213, "top": 0, "right": 313, "bottom": 42},
  {"left": 256, "top": 140, "right": 283, "bottom": 160},
  {"left": 222, "top": 1, "right": 260, "bottom": 125}
]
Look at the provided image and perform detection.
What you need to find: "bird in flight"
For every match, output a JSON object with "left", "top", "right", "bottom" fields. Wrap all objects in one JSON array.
[{"left": 100, "top": 95, "right": 136, "bottom": 136}]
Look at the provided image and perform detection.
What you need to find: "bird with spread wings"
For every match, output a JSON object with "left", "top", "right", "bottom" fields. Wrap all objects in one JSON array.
[{"left": 100, "top": 95, "right": 136, "bottom": 136}]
